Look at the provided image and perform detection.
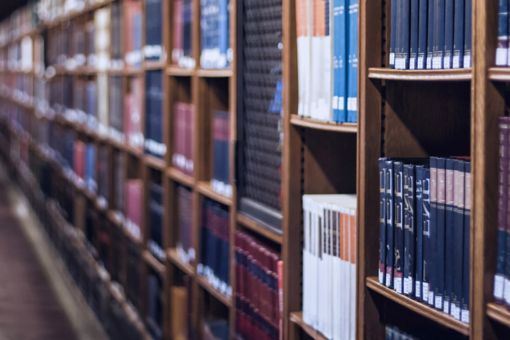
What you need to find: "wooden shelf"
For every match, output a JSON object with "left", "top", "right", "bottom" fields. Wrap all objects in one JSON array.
[
  {"left": 166, "top": 65, "right": 195, "bottom": 77},
  {"left": 488, "top": 67, "right": 510, "bottom": 82},
  {"left": 366, "top": 277, "right": 470, "bottom": 336},
  {"left": 368, "top": 67, "right": 472, "bottom": 81},
  {"left": 196, "top": 68, "right": 232, "bottom": 78},
  {"left": 167, "top": 167, "right": 195, "bottom": 187},
  {"left": 167, "top": 248, "right": 194, "bottom": 276},
  {"left": 289, "top": 312, "right": 328, "bottom": 340},
  {"left": 143, "top": 250, "right": 166, "bottom": 274},
  {"left": 144, "top": 155, "right": 166, "bottom": 170},
  {"left": 196, "top": 275, "right": 232, "bottom": 308},
  {"left": 487, "top": 302, "right": 510, "bottom": 328},
  {"left": 43, "top": 0, "right": 115, "bottom": 29},
  {"left": 144, "top": 61, "right": 165, "bottom": 71},
  {"left": 196, "top": 181, "right": 232, "bottom": 206},
  {"left": 290, "top": 114, "right": 357, "bottom": 133},
  {"left": 237, "top": 213, "right": 283, "bottom": 244}
]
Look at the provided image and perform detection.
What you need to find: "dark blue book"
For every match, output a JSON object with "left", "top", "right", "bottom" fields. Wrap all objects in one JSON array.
[
  {"left": 443, "top": 0, "right": 454, "bottom": 69},
  {"left": 426, "top": 0, "right": 435, "bottom": 68},
  {"left": 347, "top": 0, "right": 359, "bottom": 123},
  {"left": 452, "top": 0, "right": 465, "bottom": 68},
  {"left": 417, "top": 0, "right": 429, "bottom": 69},
  {"left": 463, "top": 0, "right": 471, "bottom": 67},
  {"left": 385, "top": 159, "right": 396, "bottom": 288},
  {"left": 415, "top": 165, "right": 425, "bottom": 299},
  {"left": 432, "top": 0, "right": 445, "bottom": 69},
  {"left": 497, "top": 0, "right": 509, "bottom": 65},
  {"left": 461, "top": 160, "right": 470, "bottom": 323},
  {"left": 144, "top": 0, "right": 162, "bottom": 60},
  {"left": 396, "top": 0, "right": 411, "bottom": 69},
  {"left": 390, "top": 0, "right": 398, "bottom": 67},
  {"left": 443, "top": 159, "right": 455, "bottom": 314},
  {"left": 409, "top": 0, "right": 420, "bottom": 69},
  {"left": 452, "top": 159, "right": 466, "bottom": 320},
  {"left": 427, "top": 158, "right": 438, "bottom": 305},
  {"left": 434, "top": 157, "right": 446, "bottom": 310},
  {"left": 379, "top": 159, "right": 387, "bottom": 285},
  {"left": 403, "top": 164, "right": 416, "bottom": 296},
  {"left": 394, "top": 161, "right": 405, "bottom": 294}
]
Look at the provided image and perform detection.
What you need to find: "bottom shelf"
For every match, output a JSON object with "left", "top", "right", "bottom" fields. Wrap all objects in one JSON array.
[
  {"left": 366, "top": 276, "right": 470, "bottom": 336},
  {"left": 487, "top": 302, "right": 510, "bottom": 329},
  {"left": 289, "top": 311, "right": 327, "bottom": 340}
]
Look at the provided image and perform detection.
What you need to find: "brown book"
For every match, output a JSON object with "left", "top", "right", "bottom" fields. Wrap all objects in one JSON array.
[{"left": 171, "top": 286, "right": 188, "bottom": 340}]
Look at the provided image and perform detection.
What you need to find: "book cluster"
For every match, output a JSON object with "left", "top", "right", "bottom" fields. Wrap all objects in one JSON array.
[
  {"left": 302, "top": 194, "right": 357, "bottom": 340},
  {"left": 389, "top": 0, "right": 472, "bottom": 70},
  {"left": 378, "top": 157, "right": 471, "bottom": 323}
]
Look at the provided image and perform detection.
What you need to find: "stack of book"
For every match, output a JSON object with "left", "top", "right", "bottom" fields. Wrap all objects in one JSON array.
[
  {"left": 296, "top": 0, "right": 359, "bottom": 123},
  {"left": 389, "top": 0, "right": 472, "bottom": 70},
  {"left": 235, "top": 230, "right": 283, "bottom": 340},
  {"left": 172, "top": 0, "right": 194, "bottom": 68},
  {"left": 176, "top": 185, "right": 194, "bottom": 264},
  {"left": 198, "top": 199, "right": 231, "bottom": 297},
  {"left": 200, "top": 0, "right": 231, "bottom": 69},
  {"left": 144, "top": 71, "right": 165, "bottom": 158},
  {"left": 144, "top": 0, "right": 162, "bottom": 61},
  {"left": 378, "top": 157, "right": 471, "bottom": 323},
  {"left": 124, "top": 0, "right": 143, "bottom": 68},
  {"left": 124, "top": 77, "right": 143, "bottom": 148},
  {"left": 124, "top": 179, "right": 143, "bottom": 241},
  {"left": 148, "top": 179, "right": 165, "bottom": 262},
  {"left": 147, "top": 269, "right": 163, "bottom": 340},
  {"left": 302, "top": 194, "right": 357, "bottom": 340},
  {"left": 172, "top": 102, "right": 194, "bottom": 175},
  {"left": 211, "top": 110, "right": 231, "bottom": 196},
  {"left": 238, "top": 0, "right": 283, "bottom": 229}
]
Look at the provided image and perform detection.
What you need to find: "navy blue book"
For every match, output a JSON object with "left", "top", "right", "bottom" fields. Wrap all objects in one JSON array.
[
  {"left": 417, "top": 0, "right": 429, "bottom": 69},
  {"left": 434, "top": 157, "right": 446, "bottom": 310},
  {"left": 427, "top": 157, "right": 438, "bottom": 305},
  {"left": 452, "top": 0, "right": 465, "bottom": 68},
  {"left": 390, "top": 0, "right": 398, "bottom": 67},
  {"left": 145, "top": 0, "right": 162, "bottom": 60},
  {"left": 385, "top": 159, "right": 396, "bottom": 288},
  {"left": 443, "top": 0, "right": 454, "bottom": 69},
  {"left": 496, "top": 0, "right": 509, "bottom": 65},
  {"left": 415, "top": 165, "right": 426, "bottom": 300},
  {"left": 393, "top": 161, "right": 405, "bottom": 294},
  {"left": 403, "top": 164, "right": 416, "bottom": 296},
  {"left": 379, "top": 159, "right": 387, "bottom": 285},
  {"left": 402, "top": 0, "right": 411, "bottom": 69},
  {"left": 463, "top": 0, "right": 471, "bottom": 67},
  {"left": 461, "top": 160, "right": 470, "bottom": 323},
  {"left": 426, "top": 0, "right": 435, "bottom": 68},
  {"left": 443, "top": 159, "right": 455, "bottom": 314},
  {"left": 409, "top": 0, "right": 420, "bottom": 69},
  {"left": 433, "top": 0, "right": 445, "bottom": 69},
  {"left": 452, "top": 159, "right": 465, "bottom": 320}
]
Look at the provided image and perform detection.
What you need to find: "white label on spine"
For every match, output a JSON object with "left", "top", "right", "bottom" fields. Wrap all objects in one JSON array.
[
  {"left": 423, "top": 282, "right": 429, "bottom": 302},
  {"left": 417, "top": 56, "right": 424, "bottom": 69},
  {"left": 409, "top": 58, "right": 416, "bottom": 70},
  {"left": 504, "top": 278, "right": 510, "bottom": 304},
  {"left": 461, "top": 309, "right": 470, "bottom": 323},
  {"left": 385, "top": 273, "right": 392, "bottom": 287},
  {"left": 426, "top": 57, "right": 433, "bottom": 69},
  {"left": 496, "top": 48, "right": 508, "bottom": 66},
  {"left": 435, "top": 295, "right": 442, "bottom": 309},
  {"left": 394, "top": 277, "right": 403, "bottom": 294},
  {"left": 378, "top": 271, "right": 384, "bottom": 284},
  {"left": 432, "top": 56, "right": 441, "bottom": 69},
  {"left": 464, "top": 55, "right": 471, "bottom": 68},
  {"left": 452, "top": 55, "right": 460, "bottom": 69},
  {"left": 415, "top": 281, "right": 421, "bottom": 298},
  {"left": 494, "top": 274, "right": 504, "bottom": 300},
  {"left": 347, "top": 97, "right": 357, "bottom": 112},
  {"left": 389, "top": 53, "right": 395, "bottom": 66},
  {"left": 443, "top": 301, "right": 449, "bottom": 314}
]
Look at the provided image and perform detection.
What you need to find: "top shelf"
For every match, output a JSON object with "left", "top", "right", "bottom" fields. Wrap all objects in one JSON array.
[{"left": 368, "top": 67, "right": 472, "bottom": 82}]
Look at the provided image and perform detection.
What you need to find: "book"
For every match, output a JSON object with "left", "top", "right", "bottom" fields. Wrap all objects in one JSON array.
[
  {"left": 302, "top": 194, "right": 357, "bottom": 339},
  {"left": 124, "top": 0, "right": 143, "bottom": 68},
  {"left": 148, "top": 180, "right": 165, "bottom": 262},
  {"left": 171, "top": 286, "right": 189, "bottom": 340},
  {"left": 144, "top": 0, "right": 163, "bottom": 61},
  {"left": 176, "top": 185, "right": 194, "bottom": 264},
  {"left": 172, "top": 0, "right": 194, "bottom": 68},
  {"left": 452, "top": 0, "right": 465, "bottom": 68},
  {"left": 200, "top": 0, "right": 231, "bottom": 69},
  {"left": 172, "top": 102, "right": 195, "bottom": 175},
  {"left": 147, "top": 270, "right": 163, "bottom": 340},
  {"left": 211, "top": 110, "right": 231, "bottom": 197},
  {"left": 124, "top": 179, "right": 142, "bottom": 241},
  {"left": 124, "top": 76, "right": 143, "bottom": 149},
  {"left": 144, "top": 71, "right": 165, "bottom": 159},
  {"left": 463, "top": 0, "right": 471, "bottom": 67},
  {"left": 108, "top": 76, "right": 123, "bottom": 142},
  {"left": 347, "top": 0, "right": 359, "bottom": 123}
]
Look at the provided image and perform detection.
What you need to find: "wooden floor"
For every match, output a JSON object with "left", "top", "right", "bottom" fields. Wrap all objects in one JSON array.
[{"left": 0, "top": 191, "right": 78, "bottom": 340}]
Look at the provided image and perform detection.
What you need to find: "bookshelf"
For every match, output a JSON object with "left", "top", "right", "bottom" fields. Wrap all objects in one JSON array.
[{"left": 2, "top": 0, "right": 510, "bottom": 339}]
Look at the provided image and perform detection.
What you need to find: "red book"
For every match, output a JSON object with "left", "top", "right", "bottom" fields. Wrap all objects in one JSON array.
[
  {"left": 125, "top": 179, "right": 143, "bottom": 232},
  {"left": 73, "top": 141, "right": 86, "bottom": 179}
]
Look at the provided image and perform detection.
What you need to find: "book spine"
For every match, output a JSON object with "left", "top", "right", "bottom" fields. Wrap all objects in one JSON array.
[
  {"left": 379, "top": 159, "right": 387, "bottom": 285},
  {"left": 452, "top": 159, "right": 465, "bottom": 320},
  {"left": 426, "top": 0, "right": 435, "bottom": 68},
  {"left": 390, "top": 0, "right": 398, "bottom": 67},
  {"left": 463, "top": 0, "right": 471, "bottom": 67},
  {"left": 394, "top": 161, "right": 405, "bottom": 294},
  {"left": 432, "top": 0, "right": 445, "bottom": 69},
  {"left": 427, "top": 158, "right": 437, "bottom": 305},
  {"left": 347, "top": 0, "right": 358, "bottom": 123},
  {"left": 452, "top": 0, "right": 465, "bottom": 68},
  {"left": 410, "top": 0, "right": 419, "bottom": 69},
  {"left": 497, "top": 0, "right": 509, "bottom": 65},
  {"left": 403, "top": 164, "right": 415, "bottom": 296},
  {"left": 415, "top": 166, "right": 425, "bottom": 299},
  {"left": 461, "top": 161, "right": 470, "bottom": 323},
  {"left": 443, "top": 0, "right": 454, "bottom": 69},
  {"left": 333, "top": 0, "right": 347, "bottom": 123},
  {"left": 417, "top": 0, "right": 428, "bottom": 69},
  {"left": 385, "top": 160, "right": 395, "bottom": 288},
  {"left": 443, "top": 159, "right": 455, "bottom": 314},
  {"left": 395, "top": 0, "right": 405, "bottom": 69},
  {"left": 434, "top": 157, "right": 446, "bottom": 310}
]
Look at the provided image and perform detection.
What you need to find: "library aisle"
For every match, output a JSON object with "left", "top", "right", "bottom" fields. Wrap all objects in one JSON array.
[{"left": 0, "top": 165, "right": 106, "bottom": 340}]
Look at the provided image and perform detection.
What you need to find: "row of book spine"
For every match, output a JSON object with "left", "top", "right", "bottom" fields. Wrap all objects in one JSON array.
[
  {"left": 198, "top": 199, "right": 231, "bottom": 297},
  {"left": 389, "top": 0, "right": 472, "bottom": 70},
  {"left": 296, "top": 0, "right": 359, "bottom": 123},
  {"left": 302, "top": 194, "right": 357, "bottom": 340},
  {"left": 378, "top": 157, "right": 471, "bottom": 323},
  {"left": 235, "top": 230, "right": 283, "bottom": 340}
]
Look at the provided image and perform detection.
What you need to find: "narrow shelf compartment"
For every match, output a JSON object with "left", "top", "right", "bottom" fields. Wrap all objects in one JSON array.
[
  {"left": 289, "top": 311, "right": 328, "bottom": 340},
  {"left": 167, "top": 167, "right": 195, "bottom": 187},
  {"left": 143, "top": 250, "right": 166, "bottom": 274},
  {"left": 196, "top": 68, "right": 232, "bottom": 78},
  {"left": 290, "top": 114, "right": 357, "bottom": 133},
  {"left": 196, "top": 275, "right": 232, "bottom": 308},
  {"left": 368, "top": 67, "right": 472, "bottom": 81},
  {"left": 196, "top": 181, "right": 232, "bottom": 206},
  {"left": 366, "top": 277, "right": 470, "bottom": 336},
  {"left": 237, "top": 213, "right": 283, "bottom": 244},
  {"left": 167, "top": 248, "right": 194, "bottom": 276},
  {"left": 488, "top": 67, "right": 510, "bottom": 82},
  {"left": 487, "top": 302, "right": 510, "bottom": 328}
]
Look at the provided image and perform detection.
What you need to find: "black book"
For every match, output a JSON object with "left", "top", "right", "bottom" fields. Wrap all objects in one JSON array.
[
  {"left": 396, "top": 0, "right": 411, "bottom": 69},
  {"left": 452, "top": 159, "right": 465, "bottom": 320},
  {"left": 443, "top": 158, "right": 455, "bottom": 314},
  {"left": 461, "top": 160, "right": 470, "bottom": 323},
  {"left": 415, "top": 165, "right": 426, "bottom": 300},
  {"left": 385, "top": 159, "right": 395, "bottom": 288},
  {"left": 403, "top": 164, "right": 416, "bottom": 296},
  {"left": 427, "top": 157, "right": 438, "bottom": 305},
  {"left": 452, "top": 0, "right": 465, "bottom": 68},
  {"left": 409, "top": 0, "right": 420, "bottom": 69},
  {"left": 145, "top": 0, "right": 162, "bottom": 60},
  {"left": 443, "top": 0, "right": 454, "bottom": 69},
  {"left": 390, "top": 0, "right": 398, "bottom": 67},
  {"left": 417, "top": 0, "right": 429, "bottom": 69},
  {"left": 432, "top": 0, "right": 445, "bottom": 69},
  {"left": 379, "top": 158, "right": 387, "bottom": 285},
  {"left": 463, "top": 0, "right": 471, "bottom": 67},
  {"left": 426, "top": 0, "right": 435, "bottom": 68},
  {"left": 394, "top": 161, "right": 405, "bottom": 294},
  {"left": 434, "top": 157, "right": 446, "bottom": 310}
]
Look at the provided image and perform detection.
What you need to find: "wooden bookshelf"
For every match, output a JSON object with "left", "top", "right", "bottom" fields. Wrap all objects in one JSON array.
[
  {"left": 487, "top": 303, "right": 510, "bottom": 328},
  {"left": 290, "top": 114, "right": 358, "bottom": 133},
  {"left": 368, "top": 67, "right": 472, "bottom": 81},
  {"left": 289, "top": 312, "right": 328, "bottom": 340}
]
